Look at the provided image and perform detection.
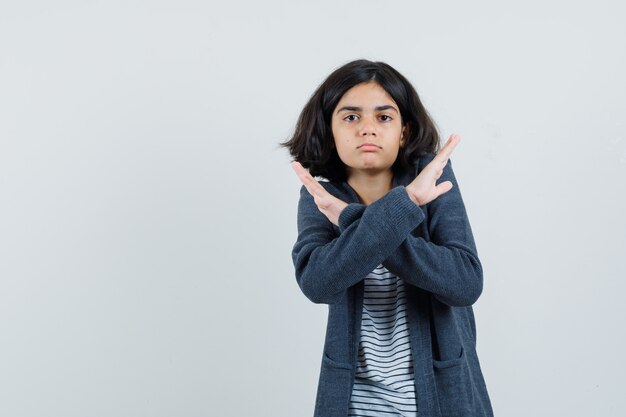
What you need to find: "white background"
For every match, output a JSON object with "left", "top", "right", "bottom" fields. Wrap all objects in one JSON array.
[{"left": 1, "top": 1, "right": 625, "bottom": 416}]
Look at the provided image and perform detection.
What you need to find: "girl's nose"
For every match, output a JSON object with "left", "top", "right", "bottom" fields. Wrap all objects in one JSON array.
[{"left": 359, "top": 117, "right": 377, "bottom": 136}]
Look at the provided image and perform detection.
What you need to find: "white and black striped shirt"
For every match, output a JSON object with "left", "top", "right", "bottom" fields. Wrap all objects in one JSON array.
[{"left": 348, "top": 265, "right": 418, "bottom": 416}]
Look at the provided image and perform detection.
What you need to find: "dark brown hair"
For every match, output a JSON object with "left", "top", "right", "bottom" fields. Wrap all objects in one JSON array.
[{"left": 281, "top": 59, "right": 440, "bottom": 182}]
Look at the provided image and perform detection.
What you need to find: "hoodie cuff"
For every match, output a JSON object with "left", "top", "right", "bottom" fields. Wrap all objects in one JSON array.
[
  {"left": 380, "top": 186, "right": 425, "bottom": 233},
  {"left": 338, "top": 203, "right": 366, "bottom": 232}
]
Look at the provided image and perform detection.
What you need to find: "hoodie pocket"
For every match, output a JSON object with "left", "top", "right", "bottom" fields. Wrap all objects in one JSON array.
[
  {"left": 433, "top": 347, "right": 474, "bottom": 416},
  {"left": 314, "top": 352, "right": 354, "bottom": 417},
  {"left": 322, "top": 351, "right": 354, "bottom": 370}
]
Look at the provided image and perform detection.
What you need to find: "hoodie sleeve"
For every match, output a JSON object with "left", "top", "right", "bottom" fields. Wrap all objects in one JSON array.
[
  {"left": 382, "top": 156, "right": 484, "bottom": 307},
  {"left": 292, "top": 183, "right": 425, "bottom": 304},
  {"left": 291, "top": 156, "right": 483, "bottom": 307}
]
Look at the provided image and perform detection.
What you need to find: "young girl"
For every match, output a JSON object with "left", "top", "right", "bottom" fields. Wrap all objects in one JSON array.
[{"left": 282, "top": 60, "right": 493, "bottom": 417}]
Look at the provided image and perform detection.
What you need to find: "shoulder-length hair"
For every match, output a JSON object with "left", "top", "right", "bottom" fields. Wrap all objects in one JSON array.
[{"left": 281, "top": 59, "right": 440, "bottom": 182}]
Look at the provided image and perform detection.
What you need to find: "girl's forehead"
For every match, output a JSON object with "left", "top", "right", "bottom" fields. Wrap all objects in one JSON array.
[{"left": 336, "top": 82, "right": 398, "bottom": 108}]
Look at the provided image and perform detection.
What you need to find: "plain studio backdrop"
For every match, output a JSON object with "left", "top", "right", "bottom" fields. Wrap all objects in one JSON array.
[{"left": 1, "top": 1, "right": 625, "bottom": 416}]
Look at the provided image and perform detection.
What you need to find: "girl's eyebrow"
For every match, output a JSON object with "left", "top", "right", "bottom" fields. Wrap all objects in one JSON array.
[{"left": 336, "top": 105, "right": 399, "bottom": 114}]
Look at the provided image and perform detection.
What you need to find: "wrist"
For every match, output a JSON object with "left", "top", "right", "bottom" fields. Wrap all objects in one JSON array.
[{"left": 404, "top": 186, "right": 421, "bottom": 206}]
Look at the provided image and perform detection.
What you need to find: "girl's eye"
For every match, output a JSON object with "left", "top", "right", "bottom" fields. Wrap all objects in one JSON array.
[
  {"left": 379, "top": 115, "right": 392, "bottom": 122},
  {"left": 344, "top": 114, "right": 359, "bottom": 122}
]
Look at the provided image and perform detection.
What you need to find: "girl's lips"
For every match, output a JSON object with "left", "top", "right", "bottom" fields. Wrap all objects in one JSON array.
[{"left": 358, "top": 144, "right": 381, "bottom": 151}]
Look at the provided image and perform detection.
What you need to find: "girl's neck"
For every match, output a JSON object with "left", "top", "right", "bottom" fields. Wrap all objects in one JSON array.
[{"left": 346, "top": 169, "right": 394, "bottom": 206}]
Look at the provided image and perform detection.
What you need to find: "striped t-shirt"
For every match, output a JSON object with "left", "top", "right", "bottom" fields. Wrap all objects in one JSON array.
[{"left": 348, "top": 265, "right": 418, "bottom": 416}]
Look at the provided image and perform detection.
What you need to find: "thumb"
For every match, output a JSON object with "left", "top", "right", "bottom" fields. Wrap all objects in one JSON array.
[{"left": 434, "top": 181, "right": 453, "bottom": 198}]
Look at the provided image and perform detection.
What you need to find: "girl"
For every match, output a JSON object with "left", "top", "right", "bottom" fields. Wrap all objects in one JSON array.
[{"left": 282, "top": 60, "right": 493, "bottom": 417}]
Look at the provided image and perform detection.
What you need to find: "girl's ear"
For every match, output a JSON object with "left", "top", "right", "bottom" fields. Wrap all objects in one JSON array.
[{"left": 400, "top": 124, "right": 410, "bottom": 147}]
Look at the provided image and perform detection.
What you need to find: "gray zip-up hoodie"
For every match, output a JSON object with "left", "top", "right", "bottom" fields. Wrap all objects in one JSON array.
[{"left": 291, "top": 152, "right": 494, "bottom": 417}]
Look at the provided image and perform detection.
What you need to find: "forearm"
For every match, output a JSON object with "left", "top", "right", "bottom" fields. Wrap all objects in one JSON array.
[
  {"left": 385, "top": 157, "right": 484, "bottom": 306},
  {"left": 383, "top": 237, "right": 483, "bottom": 307},
  {"left": 293, "top": 186, "right": 425, "bottom": 304}
]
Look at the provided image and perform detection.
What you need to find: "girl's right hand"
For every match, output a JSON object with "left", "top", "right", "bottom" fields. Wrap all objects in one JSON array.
[
  {"left": 291, "top": 161, "right": 348, "bottom": 226},
  {"left": 405, "top": 134, "right": 461, "bottom": 206}
]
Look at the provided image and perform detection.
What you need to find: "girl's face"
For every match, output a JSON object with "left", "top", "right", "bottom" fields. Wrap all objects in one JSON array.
[{"left": 331, "top": 81, "right": 406, "bottom": 179}]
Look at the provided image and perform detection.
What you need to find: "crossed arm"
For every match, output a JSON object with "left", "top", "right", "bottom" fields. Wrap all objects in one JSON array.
[
  {"left": 292, "top": 134, "right": 460, "bottom": 227},
  {"left": 290, "top": 134, "right": 483, "bottom": 307}
]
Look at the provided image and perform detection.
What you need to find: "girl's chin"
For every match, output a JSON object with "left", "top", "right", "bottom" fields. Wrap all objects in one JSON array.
[{"left": 346, "top": 164, "right": 394, "bottom": 175}]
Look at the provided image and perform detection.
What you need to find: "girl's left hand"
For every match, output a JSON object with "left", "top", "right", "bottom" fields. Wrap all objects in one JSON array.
[
  {"left": 291, "top": 161, "right": 348, "bottom": 226},
  {"left": 405, "top": 134, "right": 461, "bottom": 206}
]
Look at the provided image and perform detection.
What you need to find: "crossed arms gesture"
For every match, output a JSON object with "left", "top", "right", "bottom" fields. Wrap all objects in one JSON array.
[{"left": 291, "top": 134, "right": 461, "bottom": 225}]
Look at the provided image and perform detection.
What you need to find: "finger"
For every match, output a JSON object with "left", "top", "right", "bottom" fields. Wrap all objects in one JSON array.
[
  {"left": 291, "top": 161, "right": 318, "bottom": 192},
  {"left": 440, "top": 134, "right": 460, "bottom": 158},
  {"left": 291, "top": 161, "right": 329, "bottom": 198},
  {"left": 423, "top": 135, "right": 459, "bottom": 176},
  {"left": 435, "top": 134, "right": 461, "bottom": 164},
  {"left": 291, "top": 160, "right": 310, "bottom": 180},
  {"left": 434, "top": 180, "right": 453, "bottom": 197}
]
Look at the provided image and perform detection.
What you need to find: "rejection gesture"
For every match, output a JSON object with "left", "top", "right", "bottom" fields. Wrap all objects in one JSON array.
[{"left": 291, "top": 134, "right": 462, "bottom": 225}]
